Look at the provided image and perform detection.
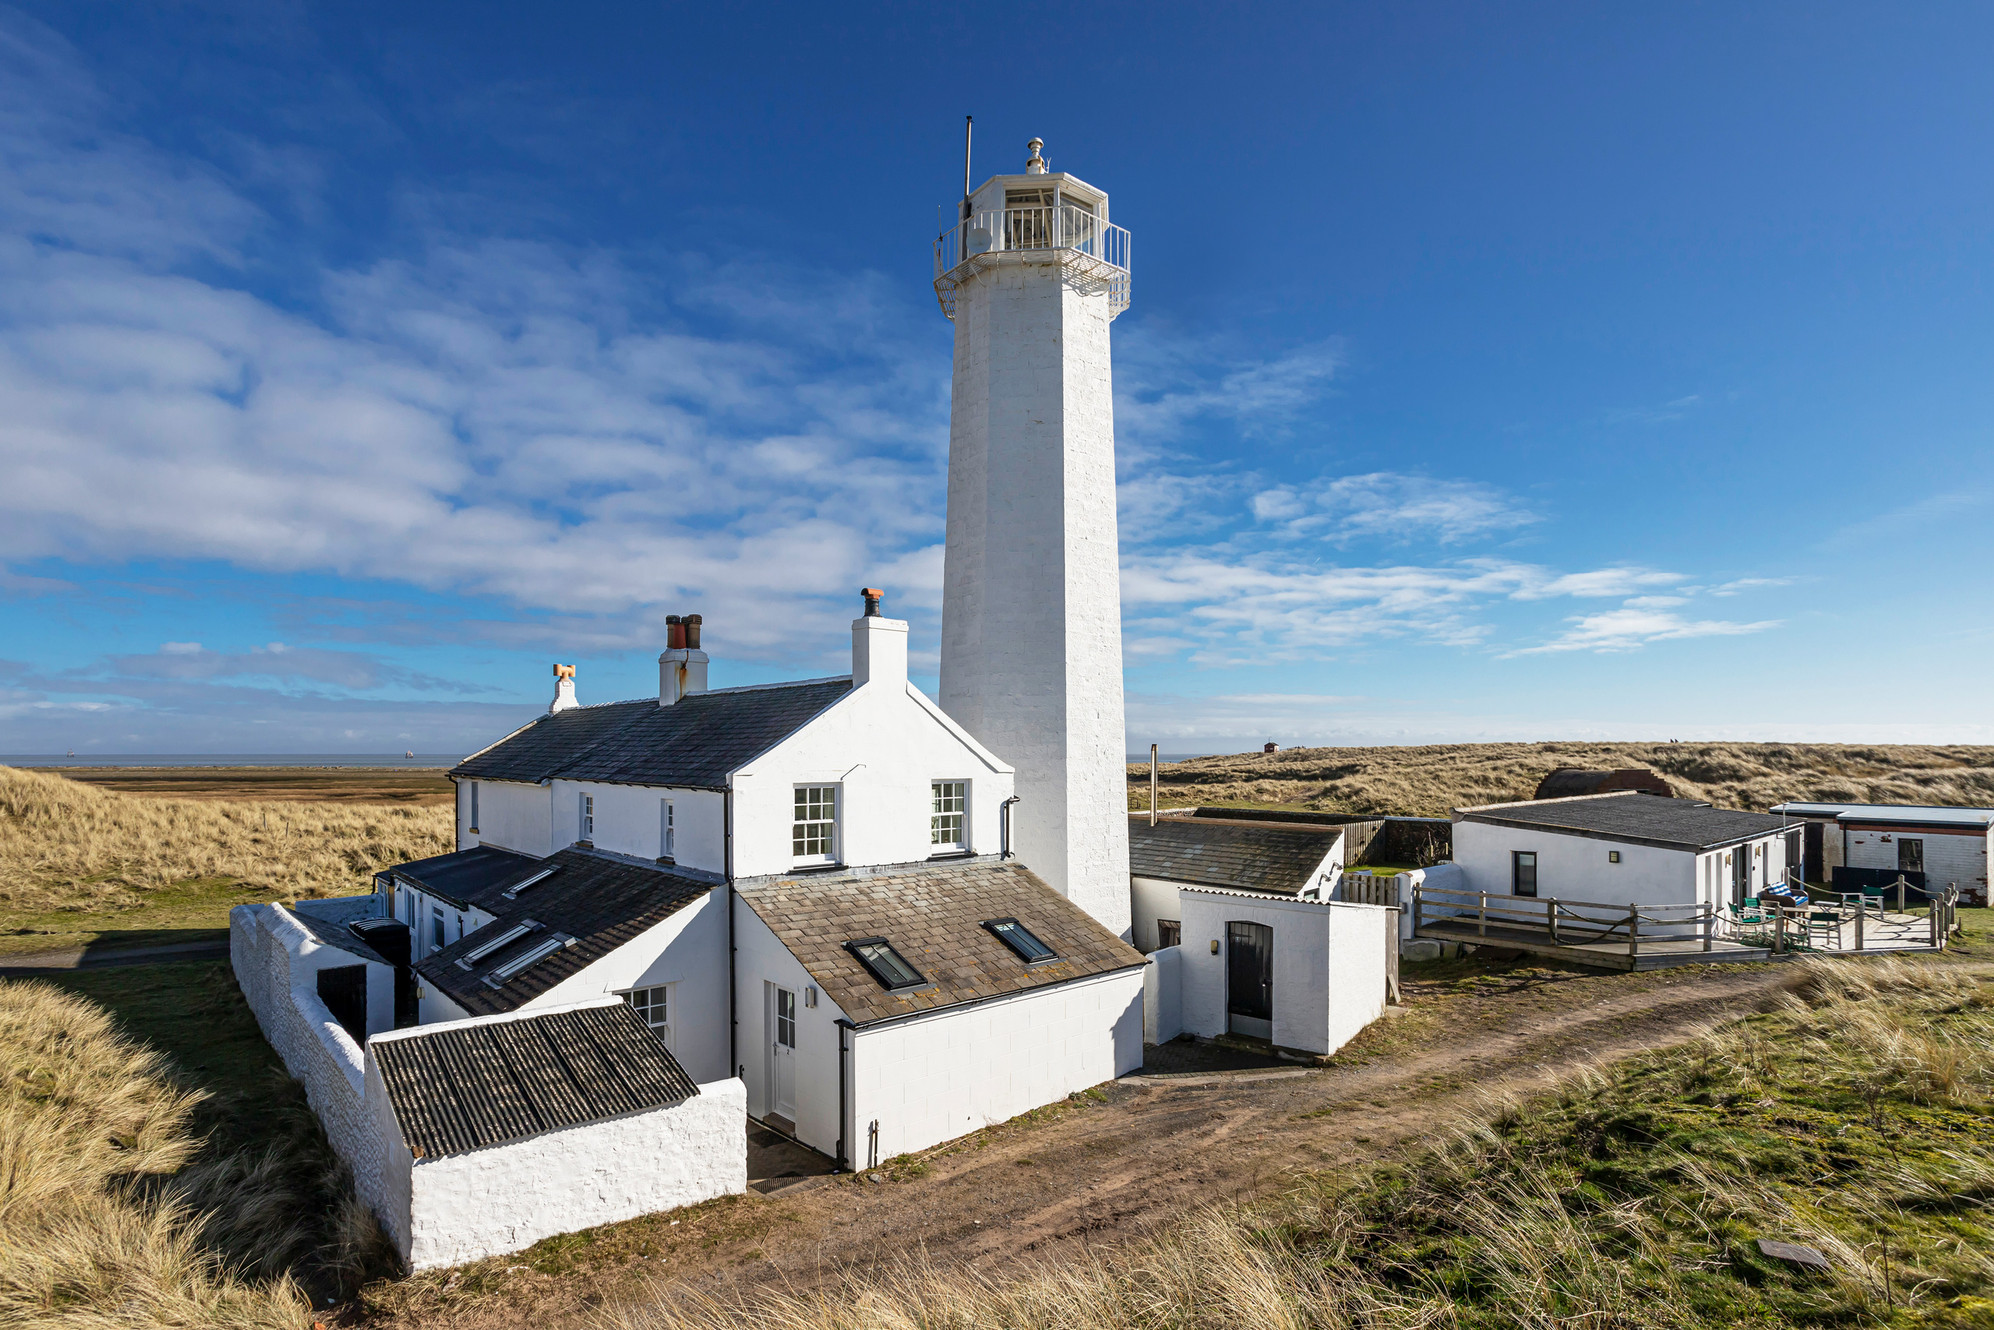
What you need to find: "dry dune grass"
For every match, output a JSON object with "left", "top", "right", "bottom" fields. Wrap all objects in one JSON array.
[
  {"left": 0, "top": 980, "right": 316, "bottom": 1328},
  {"left": 621, "top": 956, "right": 1994, "bottom": 1330},
  {"left": 1128, "top": 741, "right": 1994, "bottom": 816},
  {"left": 0, "top": 764, "right": 452, "bottom": 918}
]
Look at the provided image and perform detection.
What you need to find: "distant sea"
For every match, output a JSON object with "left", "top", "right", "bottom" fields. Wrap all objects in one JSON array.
[{"left": 4, "top": 754, "right": 461, "bottom": 768}]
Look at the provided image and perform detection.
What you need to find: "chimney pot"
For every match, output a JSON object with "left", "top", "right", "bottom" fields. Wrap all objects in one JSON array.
[
  {"left": 861, "top": 587, "right": 884, "bottom": 617},
  {"left": 684, "top": 614, "right": 702, "bottom": 650},
  {"left": 666, "top": 615, "right": 685, "bottom": 650}
]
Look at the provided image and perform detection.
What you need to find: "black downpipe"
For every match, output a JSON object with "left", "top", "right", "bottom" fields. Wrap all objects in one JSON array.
[
  {"left": 835, "top": 1018, "right": 854, "bottom": 1171},
  {"left": 1000, "top": 795, "right": 1021, "bottom": 860},
  {"left": 726, "top": 786, "right": 739, "bottom": 1079}
]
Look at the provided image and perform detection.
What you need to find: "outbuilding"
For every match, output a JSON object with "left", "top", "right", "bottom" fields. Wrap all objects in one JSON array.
[
  {"left": 1769, "top": 802, "right": 1993, "bottom": 905},
  {"left": 1126, "top": 812, "right": 1346, "bottom": 953},
  {"left": 1452, "top": 793, "right": 1797, "bottom": 913}
]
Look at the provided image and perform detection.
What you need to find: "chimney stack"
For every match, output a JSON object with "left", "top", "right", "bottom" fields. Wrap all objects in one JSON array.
[
  {"left": 658, "top": 613, "right": 710, "bottom": 706},
  {"left": 851, "top": 587, "right": 907, "bottom": 688},
  {"left": 550, "top": 663, "right": 580, "bottom": 714}
]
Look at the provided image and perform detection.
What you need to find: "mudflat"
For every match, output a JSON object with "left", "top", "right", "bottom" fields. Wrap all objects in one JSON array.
[{"left": 32, "top": 766, "right": 455, "bottom": 805}]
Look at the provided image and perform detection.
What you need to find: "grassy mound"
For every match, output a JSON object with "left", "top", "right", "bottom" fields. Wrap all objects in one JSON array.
[
  {"left": 0, "top": 978, "right": 323, "bottom": 1327},
  {"left": 0, "top": 765, "right": 452, "bottom": 943},
  {"left": 1128, "top": 741, "right": 1994, "bottom": 815},
  {"left": 629, "top": 955, "right": 1994, "bottom": 1328}
]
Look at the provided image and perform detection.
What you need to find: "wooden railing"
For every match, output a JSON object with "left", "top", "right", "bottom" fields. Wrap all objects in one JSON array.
[{"left": 1412, "top": 884, "right": 1722, "bottom": 958}]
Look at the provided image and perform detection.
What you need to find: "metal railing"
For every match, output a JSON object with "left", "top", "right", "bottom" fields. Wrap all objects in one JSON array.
[{"left": 933, "top": 205, "right": 1131, "bottom": 319}]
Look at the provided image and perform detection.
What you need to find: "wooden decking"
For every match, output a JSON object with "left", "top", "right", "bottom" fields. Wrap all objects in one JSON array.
[
  {"left": 1415, "top": 917, "right": 1770, "bottom": 971},
  {"left": 1410, "top": 884, "right": 1952, "bottom": 973}
]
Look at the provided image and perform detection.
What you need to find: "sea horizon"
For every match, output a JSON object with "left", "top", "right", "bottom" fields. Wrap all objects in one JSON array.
[{"left": 4, "top": 753, "right": 463, "bottom": 768}]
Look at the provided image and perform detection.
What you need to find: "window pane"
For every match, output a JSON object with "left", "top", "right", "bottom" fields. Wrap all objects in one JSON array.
[
  {"left": 854, "top": 940, "right": 924, "bottom": 988},
  {"left": 989, "top": 918, "right": 1055, "bottom": 962},
  {"left": 931, "top": 780, "right": 966, "bottom": 847},
  {"left": 793, "top": 785, "right": 837, "bottom": 859}
]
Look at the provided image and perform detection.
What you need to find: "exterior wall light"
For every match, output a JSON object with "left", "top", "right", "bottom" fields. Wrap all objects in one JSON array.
[
  {"left": 1608, "top": 851, "right": 1622, "bottom": 864},
  {"left": 1210, "top": 939, "right": 1220, "bottom": 954}
]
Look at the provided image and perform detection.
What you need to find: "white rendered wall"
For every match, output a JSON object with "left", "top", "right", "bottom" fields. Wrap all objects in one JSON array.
[
  {"left": 1177, "top": 891, "right": 1389, "bottom": 1056},
  {"left": 731, "top": 902, "right": 854, "bottom": 1157},
  {"left": 1844, "top": 825, "right": 1989, "bottom": 897},
  {"left": 1143, "top": 945, "right": 1183, "bottom": 1044},
  {"left": 547, "top": 780, "right": 725, "bottom": 873},
  {"left": 850, "top": 967, "right": 1144, "bottom": 1163},
  {"left": 230, "top": 902, "right": 391, "bottom": 1223},
  {"left": 518, "top": 886, "right": 730, "bottom": 1083},
  {"left": 1131, "top": 876, "right": 1183, "bottom": 953},
  {"left": 1453, "top": 822, "right": 1698, "bottom": 907},
  {"left": 729, "top": 673, "right": 1013, "bottom": 880},
  {"left": 367, "top": 1002, "right": 746, "bottom": 1271},
  {"left": 939, "top": 246, "right": 1132, "bottom": 939},
  {"left": 461, "top": 778, "right": 551, "bottom": 855}
]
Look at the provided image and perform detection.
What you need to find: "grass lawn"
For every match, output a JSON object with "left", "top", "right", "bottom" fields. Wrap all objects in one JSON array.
[{"left": 0, "top": 874, "right": 272, "bottom": 956}]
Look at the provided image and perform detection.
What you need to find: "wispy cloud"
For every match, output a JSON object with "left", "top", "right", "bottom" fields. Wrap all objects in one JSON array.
[
  {"left": 1507, "top": 606, "right": 1781, "bottom": 656},
  {"left": 100, "top": 642, "right": 494, "bottom": 694},
  {"left": 1248, "top": 472, "right": 1539, "bottom": 545}
]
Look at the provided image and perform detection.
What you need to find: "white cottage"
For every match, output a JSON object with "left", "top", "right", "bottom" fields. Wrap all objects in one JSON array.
[{"left": 1452, "top": 792, "right": 1797, "bottom": 912}]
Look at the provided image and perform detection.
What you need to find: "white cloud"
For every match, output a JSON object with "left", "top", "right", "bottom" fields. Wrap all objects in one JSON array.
[
  {"left": 1247, "top": 472, "right": 1538, "bottom": 545},
  {"left": 1508, "top": 606, "right": 1782, "bottom": 656}
]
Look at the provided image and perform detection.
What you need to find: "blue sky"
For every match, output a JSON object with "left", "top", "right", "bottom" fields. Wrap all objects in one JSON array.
[{"left": 2, "top": 2, "right": 1990, "bottom": 755}]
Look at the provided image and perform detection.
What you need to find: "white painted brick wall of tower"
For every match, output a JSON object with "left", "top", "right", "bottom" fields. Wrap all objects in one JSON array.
[{"left": 940, "top": 216, "right": 1132, "bottom": 939}]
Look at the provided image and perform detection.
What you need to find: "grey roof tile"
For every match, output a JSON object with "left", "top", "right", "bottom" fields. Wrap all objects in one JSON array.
[
  {"left": 413, "top": 847, "right": 711, "bottom": 1016},
  {"left": 452, "top": 679, "right": 852, "bottom": 790},
  {"left": 736, "top": 860, "right": 1145, "bottom": 1029},
  {"left": 374, "top": 1003, "right": 699, "bottom": 1159},
  {"left": 1127, "top": 817, "right": 1341, "bottom": 894}
]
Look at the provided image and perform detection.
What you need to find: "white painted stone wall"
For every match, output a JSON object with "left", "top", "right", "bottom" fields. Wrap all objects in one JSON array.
[
  {"left": 544, "top": 779, "right": 726, "bottom": 871},
  {"left": 1845, "top": 825, "right": 1990, "bottom": 898},
  {"left": 1130, "top": 875, "right": 1184, "bottom": 954},
  {"left": 366, "top": 1003, "right": 746, "bottom": 1271},
  {"left": 1143, "top": 945, "right": 1183, "bottom": 1044},
  {"left": 939, "top": 222, "right": 1132, "bottom": 939},
  {"left": 730, "top": 664, "right": 1014, "bottom": 880},
  {"left": 460, "top": 777, "right": 551, "bottom": 855},
  {"left": 230, "top": 902, "right": 391, "bottom": 1221},
  {"left": 849, "top": 967, "right": 1144, "bottom": 1164},
  {"left": 1177, "top": 890, "right": 1390, "bottom": 1057}
]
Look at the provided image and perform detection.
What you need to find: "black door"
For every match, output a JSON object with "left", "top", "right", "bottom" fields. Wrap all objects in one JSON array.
[
  {"left": 315, "top": 964, "right": 368, "bottom": 1044},
  {"left": 1226, "top": 921, "right": 1273, "bottom": 1040}
]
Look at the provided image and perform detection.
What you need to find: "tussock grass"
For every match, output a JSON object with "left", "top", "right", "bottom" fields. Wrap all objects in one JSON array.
[
  {"left": 625, "top": 956, "right": 1994, "bottom": 1329},
  {"left": 1129, "top": 740, "right": 1994, "bottom": 815},
  {"left": 0, "top": 979, "right": 316, "bottom": 1327},
  {"left": 0, "top": 763, "right": 452, "bottom": 920}
]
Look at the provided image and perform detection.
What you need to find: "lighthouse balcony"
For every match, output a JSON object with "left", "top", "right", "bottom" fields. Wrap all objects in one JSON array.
[{"left": 933, "top": 205, "right": 1131, "bottom": 321}]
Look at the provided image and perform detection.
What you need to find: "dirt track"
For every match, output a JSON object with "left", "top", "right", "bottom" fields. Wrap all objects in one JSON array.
[{"left": 368, "top": 955, "right": 1821, "bottom": 1327}]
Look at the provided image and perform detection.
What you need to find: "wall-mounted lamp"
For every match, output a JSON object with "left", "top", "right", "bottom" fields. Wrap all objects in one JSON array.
[
  {"left": 1209, "top": 939, "right": 1220, "bottom": 954},
  {"left": 1608, "top": 851, "right": 1621, "bottom": 864},
  {"left": 804, "top": 986, "right": 818, "bottom": 1008}
]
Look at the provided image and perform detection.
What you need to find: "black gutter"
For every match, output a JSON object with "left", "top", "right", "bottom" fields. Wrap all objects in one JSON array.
[{"left": 726, "top": 783, "right": 738, "bottom": 1080}]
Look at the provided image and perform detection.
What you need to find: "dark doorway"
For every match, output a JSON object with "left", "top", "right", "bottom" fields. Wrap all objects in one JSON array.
[
  {"left": 1899, "top": 838, "right": 1925, "bottom": 874},
  {"left": 1785, "top": 830, "right": 1803, "bottom": 887},
  {"left": 1226, "top": 921, "right": 1273, "bottom": 1040},
  {"left": 316, "top": 964, "right": 368, "bottom": 1044},
  {"left": 1156, "top": 920, "right": 1181, "bottom": 950},
  {"left": 1801, "top": 822, "right": 1824, "bottom": 885},
  {"left": 1732, "top": 847, "right": 1751, "bottom": 903}
]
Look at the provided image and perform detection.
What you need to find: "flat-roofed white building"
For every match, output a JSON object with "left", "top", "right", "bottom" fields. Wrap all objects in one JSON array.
[{"left": 1770, "top": 802, "right": 1993, "bottom": 906}]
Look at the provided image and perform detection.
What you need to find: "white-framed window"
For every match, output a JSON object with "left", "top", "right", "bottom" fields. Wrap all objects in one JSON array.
[
  {"left": 792, "top": 785, "right": 839, "bottom": 865},
  {"left": 580, "top": 792, "right": 594, "bottom": 841},
  {"left": 661, "top": 799, "right": 676, "bottom": 861},
  {"left": 931, "top": 780, "right": 967, "bottom": 852},
  {"left": 624, "top": 984, "right": 674, "bottom": 1049},
  {"left": 430, "top": 906, "right": 446, "bottom": 954}
]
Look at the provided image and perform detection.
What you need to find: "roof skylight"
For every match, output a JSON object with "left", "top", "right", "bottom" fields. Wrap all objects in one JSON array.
[
  {"left": 845, "top": 937, "right": 928, "bottom": 991},
  {"left": 983, "top": 917, "right": 1057, "bottom": 964},
  {"left": 483, "top": 933, "right": 574, "bottom": 985},
  {"left": 501, "top": 867, "right": 558, "bottom": 899},
  {"left": 455, "top": 920, "right": 540, "bottom": 970}
]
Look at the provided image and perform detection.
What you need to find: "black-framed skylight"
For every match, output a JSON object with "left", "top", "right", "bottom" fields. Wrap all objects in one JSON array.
[
  {"left": 983, "top": 917, "right": 1057, "bottom": 965},
  {"left": 845, "top": 937, "right": 928, "bottom": 991}
]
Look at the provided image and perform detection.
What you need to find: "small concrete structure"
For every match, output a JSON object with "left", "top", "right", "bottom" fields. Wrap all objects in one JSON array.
[{"left": 1175, "top": 887, "right": 1391, "bottom": 1056}]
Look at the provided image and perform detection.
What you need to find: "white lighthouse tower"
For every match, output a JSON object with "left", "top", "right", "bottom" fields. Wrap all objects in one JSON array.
[{"left": 933, "top": 136, "right": 1133, "bottom": 938}]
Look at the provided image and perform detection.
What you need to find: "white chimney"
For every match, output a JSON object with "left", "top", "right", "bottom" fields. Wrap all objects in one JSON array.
[
  {"left": 550, "top": 663, "right": 580, "bottom": 713},
  {"left": 658, "top": 614, "right": 710, "bottom": 706},
  {"left": 851, "top": 588, "right": 907, "bottom": 688}
]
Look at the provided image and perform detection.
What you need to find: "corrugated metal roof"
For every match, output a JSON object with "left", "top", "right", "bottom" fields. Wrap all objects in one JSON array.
[
  {"left": 413, "top": 848, "right": 712, "bottom": 1016},
  {"left": 374, "top": 1003, "right": 699, "bottom": 1159},
  {"left": 452, "top": 678, "right": 852, "bottom": 790},
  {"left": 1771, "top": 802, "right": 1994, "bottom": 828},
  {"left": 735, "top": 859, "right": 1145, "bottom": 1028},
  {"left": 1128, "top": 817, "right": 1340, "bottom": 894},
  {"left": 1458, "top": 794, "right": 1793, "bottom": 852}
]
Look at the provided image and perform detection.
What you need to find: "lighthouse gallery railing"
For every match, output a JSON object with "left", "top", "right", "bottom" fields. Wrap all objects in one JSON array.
[{"left": 933, "top": 205, "right": 1131, "bottom": 320}]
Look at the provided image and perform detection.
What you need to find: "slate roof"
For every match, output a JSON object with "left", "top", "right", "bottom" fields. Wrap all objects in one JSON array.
[
  {"left": 452, "top": 678, "right": 853, "bottom": 790},
  {"left": 415, "top": 847, "right": 712, "bottom": 1016},
  {"left": 378, "top": 845, "right": 542, "bottom": 913},
  {"left": 1127, "top": 816, "right": 1341, "bottom": 894},
  {"left": 286, "top": 897, "right": 393, "bottom": 966},
  {"left": 373, "top": 1002, "right": 699, "bottom": 1159},
  {"left": 1458, "top": 793, "right": 1794, "bottom": 852},
  {"left": 735, "top": 859, "right": 1146, "bottom": 1028}
]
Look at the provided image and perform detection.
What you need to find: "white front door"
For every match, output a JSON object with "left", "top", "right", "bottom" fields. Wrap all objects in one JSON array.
[{"left": 769, "top": 984, "right": 798, "bottom": 1121}]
